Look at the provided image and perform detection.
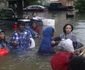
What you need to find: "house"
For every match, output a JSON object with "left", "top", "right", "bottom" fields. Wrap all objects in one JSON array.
[{"left": 50, "top": 0, "right": 74, "bottom": 6}]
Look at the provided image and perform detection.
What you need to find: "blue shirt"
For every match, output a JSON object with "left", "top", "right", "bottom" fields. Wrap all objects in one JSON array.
[
  {"left": 10, "top": 29, "right": 32, "bottom": 52},
  {"left": 0, "top": 43, "right": 7, "bottom": 49},
  {"left": 0, "top": 42, "right": 10, "bottom": 52},
  {"left": 60, "top": 32, "right": 77, "bottom": 42}
]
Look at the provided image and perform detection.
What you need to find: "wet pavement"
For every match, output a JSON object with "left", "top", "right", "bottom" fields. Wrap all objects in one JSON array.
[{"left": 0, "top": 11, "right": 85, "bottom": 70}]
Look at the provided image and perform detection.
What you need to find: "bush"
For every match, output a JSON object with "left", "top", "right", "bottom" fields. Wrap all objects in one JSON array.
[
  {"left": 29, "top": 1, "right": 42, "bottom": 5},
  {"left": 74, "top": 0, "right": 85, "bottom": 13}
]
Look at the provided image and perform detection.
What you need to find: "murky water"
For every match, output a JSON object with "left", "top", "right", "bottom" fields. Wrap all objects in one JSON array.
[
  {"left": 0, "top": 11, "right": 85, "bottom": 70},
  {"left": 74, "top": 20, "right": 85, "bottom": 45}
]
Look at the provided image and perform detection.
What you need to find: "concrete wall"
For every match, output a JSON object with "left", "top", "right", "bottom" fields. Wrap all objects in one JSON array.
[
  {"left": 59, "top": 0, "right": 67, "bottom": 6},
  {"left": 67, "top": 0, "right": 74, "bottom": 6}
]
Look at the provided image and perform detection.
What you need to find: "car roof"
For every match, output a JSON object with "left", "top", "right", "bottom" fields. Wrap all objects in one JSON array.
[
  {"left": 27, "top": 5, "right": 45, "bottom": 8},
  {"left": 0, "top": 8, "right": 14, "bottom": 11},
  {"left": 18, "top": 19, "right": 30, "bottom": 22}
]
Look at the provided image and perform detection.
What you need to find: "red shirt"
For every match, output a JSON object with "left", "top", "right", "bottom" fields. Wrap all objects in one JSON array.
[
  {"left": 50, "top": 52, "right": 73, "bottom": 70},
  {"left": 33, "top": 27, "right": 40, "bottom": 35}
]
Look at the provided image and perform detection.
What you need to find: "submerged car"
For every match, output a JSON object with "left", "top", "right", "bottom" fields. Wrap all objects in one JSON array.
[
  {"left": 0, "top": 8, "right": 16, "bottom": 20},
  {"left": 45, "top": 3, "right": 67, "bottom": 11},
  {"left": 23, "top": 5, "right": 47, "bottom": 12},
  {"left": 0, "top": 8, "right": 17, "bottom": 29}
]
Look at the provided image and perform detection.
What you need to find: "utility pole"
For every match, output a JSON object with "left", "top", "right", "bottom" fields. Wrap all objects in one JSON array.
[
  {"left": 24, "top": 0, "right": 29, "bottom": 8},
  {"left": 17, "top": 0, "right": 23, "bottom": 18}
]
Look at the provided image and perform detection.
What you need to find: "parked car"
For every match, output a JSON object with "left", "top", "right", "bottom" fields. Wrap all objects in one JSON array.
[
  {"left": 66, "top": 11, "right": 74, "bottom": 18},
  {"left": 0, "top": 8, "right": 18, "bottom": 29},
  {"left": 45, "top": 3, "right": 67, "bottom": 11},
  {"left": 23, "top": 5, "right": 47, "bottom": 12},
  {"left": 0, "top": 8, "right": 17, "bottom": 20},
  {"left": 67, "top": 6, "right": 74, "bottom": 11}
]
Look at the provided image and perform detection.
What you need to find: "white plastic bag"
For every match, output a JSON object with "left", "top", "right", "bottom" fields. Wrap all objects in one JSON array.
[
  {"left": 29, "top": 38, "right": 35, "bottom": 49},
  {"left": 42, "top": 19, "right": 55, "bottom": 29},
  {"left": 58, "top": 39, "right": 74, "bottom": 52}
]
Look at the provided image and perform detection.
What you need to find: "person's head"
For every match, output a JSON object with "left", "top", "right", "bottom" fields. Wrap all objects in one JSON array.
[
  {"left": 43, "top": 27, "right": 54, "bottom": 37},
  {"left": 70, "top": 55, "right": 85, "bottom": 70},
  {"left": 32, "top": 12, "right": 37, "bottom": 17},
  {"left": 17, "top": 21, "right": 25, "bottom": 31},
  {"left": 32, "top": 22, "right": 37, "bottom": 28},
  {"left": 63, "top": 24, "right": 73, "bottom": 34},
  {"left": 0, "top": 30, "right": 5, "bottom": 40}
]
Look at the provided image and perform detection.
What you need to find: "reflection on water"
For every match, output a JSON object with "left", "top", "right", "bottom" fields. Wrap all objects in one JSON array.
[
  {"left": 74, "top": 20, "right": 85, "bottom": 45},
  {"left": 0, "top": 11, "right": 85, "bottom": 70},
  {"left": 0, "top": 50, "right": 52, "bottom": 70}
]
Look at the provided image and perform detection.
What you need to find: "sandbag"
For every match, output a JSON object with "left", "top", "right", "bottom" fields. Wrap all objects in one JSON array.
[{"left": 58, "top": 39, "right": 74, "bottom": 52}]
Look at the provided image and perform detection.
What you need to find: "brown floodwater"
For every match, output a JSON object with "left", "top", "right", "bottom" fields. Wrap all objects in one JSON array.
[{"left": 0, "top": 11, "right": 85, "bottom": 70}]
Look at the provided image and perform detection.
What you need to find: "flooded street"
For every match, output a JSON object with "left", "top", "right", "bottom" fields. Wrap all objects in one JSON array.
[
  {"left": 74, "top": 20, "right": 85, "bottom": 45},
  {"left": 0, "top": 11, "right": 85, "bottom": 70}
]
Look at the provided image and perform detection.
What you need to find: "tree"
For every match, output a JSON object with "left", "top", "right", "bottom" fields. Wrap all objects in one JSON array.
[
  {"left": 17, "top": 0, "right": 38, "bottom": 18},
  {"left": 0, "top": 0, "right": 5, "bottom": 3},
  {"left": 74, "top": 0, "right": 85, "bottom": 13},
  {"left": 24, "top": 0, "right": 39, "bottom": 7},
  {"left": 17, "top": 0, "right": 23, "bottom": 18},
  {"left": 27, "top": 0, "right": 38, "bottom": 4},
  {"left": 9, "top": 0, "right": 39, "bottom": 18},
  {"left": 0, "top": 0, "right": 7, "bottom": 6}
]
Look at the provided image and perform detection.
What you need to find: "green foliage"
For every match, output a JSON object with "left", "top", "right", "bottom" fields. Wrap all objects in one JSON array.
[
  {"left": 0, "top": 0, "right": 7, "bottom": 5},
  {"left": 26, "top": 0, "right": 41, "bottom": 6},
  {"left": 74, "top": 0, "right": 85, "bottom": 13},
  {"left": 29, "top": 1, "right": 42, "bottom": 5},
  {"left": 0, "top": 0, "right": 5, "bottom": 3}
]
